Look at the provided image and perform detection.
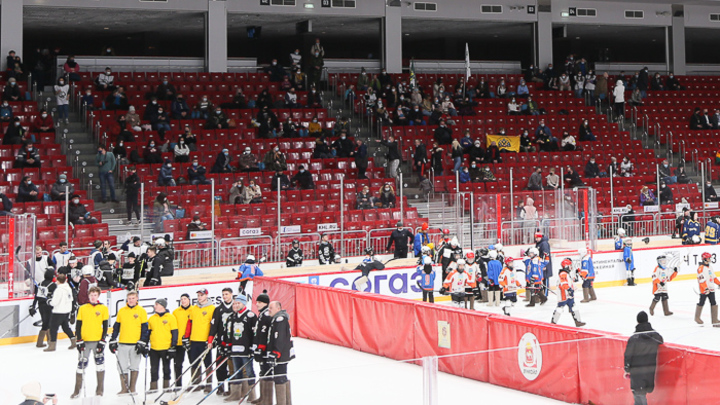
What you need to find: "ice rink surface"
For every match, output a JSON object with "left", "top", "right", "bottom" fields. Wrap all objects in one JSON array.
[{"left": 0, "top": 337, "right": 566, "bottom": 405}]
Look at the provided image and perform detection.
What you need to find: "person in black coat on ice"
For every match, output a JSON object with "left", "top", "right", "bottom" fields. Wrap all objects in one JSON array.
[
  {"left": 624, "top": 311, "right": 664, "bottom": 405},
  {"left": 386, "top": 221, "right": 414, "bottom": 259}
]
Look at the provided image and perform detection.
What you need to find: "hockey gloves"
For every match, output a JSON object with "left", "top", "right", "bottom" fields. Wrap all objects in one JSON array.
[
  {"left": 96, "top": 340, "right": 106, "bottom": 354},
  {"left": 135, "top": 341, "right": 148, "bottom": 356},
  {"left": 76, "top": 340, "right": 85, "bottom": 353},
  {"left": 69, "top": 311, "right": 76, "bottom": 325},
  {"left": 168, "top": 345, "right": 176, "bottom": 354},
  {"left": 439, "top": 287, "right": 448, "bottom": 295},
  {"left": 182, "top": 337, "right": 190, "bottom": 351},
  {"left": 109, "top": 340, "right": 118, "bottom": 354},
  {"left": 28, "top": 306, "right": 36, "bottom": 317}
]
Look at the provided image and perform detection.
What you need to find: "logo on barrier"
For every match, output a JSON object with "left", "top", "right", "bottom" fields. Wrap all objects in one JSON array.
[{"left": 518, "top": 333, "right": 542, "bottom": 381}]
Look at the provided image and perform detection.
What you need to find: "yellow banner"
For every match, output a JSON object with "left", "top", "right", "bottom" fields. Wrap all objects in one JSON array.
[{"left": 486, "top": 134, "right": 520, "bottom": 152}]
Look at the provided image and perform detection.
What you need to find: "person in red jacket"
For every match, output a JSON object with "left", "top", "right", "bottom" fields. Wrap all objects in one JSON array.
[{"left": 31, "top": 109, "right": 54, "bottom": 133}]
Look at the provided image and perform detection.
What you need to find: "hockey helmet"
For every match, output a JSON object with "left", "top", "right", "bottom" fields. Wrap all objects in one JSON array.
[
  {"left": 466, "top": 252, "right": 475, "bottom": 261},
  {"left": 457, "top": 259, "right": 466, "bottom": 265},
  {"left": 365, "top": 248, "right": 374, "bottom": 256},
  {"left": 494, "top": 243, "right": 503, "bottom": 251},
  {"left": 334, "top": 254, "right": 342, "bottom": 262},
  {"left": 421, "top": 222, "right": 429, "bottom": 231},
  {"left": 155, "top": 238, "right": 166, "bottom": 246},
  {"left": 714, "top": 216, "right": 720, "bottom": 224},
  {"left": 624, "top": 238, "right": 632, "bottom": 246},
  {"left": 442, "top": 229, "right": 450, "bottom": 235},
  {"left": 93, "top": 240, "right": 102, "bottom": 249},
  {"left": 292, "top": 239, "right": 299, "bottom": 246},
  {"left": 421, "top": 245, "right": 431, "bottom": 254},
  {"left": 81, "top": 265, "right": 94, "bottom": 276},
  {"left": 561, "top": 258, "right": 573, "bottom": 268},
  {"left": 423, "top": 256, "right": 433, "bottom": 265},
  {"left": 477, "top": 248, "right": 489, "bottom": 258},
  {"left": 427, "top": 243, "right": 435, "bottom": 251},
  {"left": 527, "top": 247, "right": 539, "bottom": 257},
  {"left": 488, "top": 250, "right": 498, "bottom": 260},
  {"left": 534, "top": 232, "right": 543, "bottom": 239},
  {"left": 504, "top": 257, "right": 514, "bottom": 266},
  {"left": 450, "top": 237, "right": 459, "bottom": 247},
  {"left": 617, "top": 228, "right": 626, "bottom": 237},
  {"left": 702, "top": 252, "right": 712, "bottom": 261},
  {"left": 246, "top": 254, "right": 256, "bottom": 262},
  {"left": 692, "top": 235, "right": 701, "bottom": 244},
  {"left": 656, "top": 255, "right": 668, "bottom": 267}
]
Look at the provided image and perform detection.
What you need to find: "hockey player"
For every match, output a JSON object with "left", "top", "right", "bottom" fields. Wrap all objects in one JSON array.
[
  {"left": 121, "top": 236, "right": 149, "bottom": 259},
  {"left": 441, "top": 259, "right": 471, "bottom": 308},
  {"left": 183, "top": 289, "right": 216, "bottom": 392},
  {"left": 695, "top": 252, "right": 720, "bottom": 326},
  {"left": 266, "top": 301, "right": 295, "bottom": 405},
  {"left": 146, "top": 298, "right": 178, "bottom": 392},
  {"left": 386, "top": 221, "right": 414, "bottom": 259},
  {"left": 551, "top": 258, "right": 586, "bottom": 327},
  {"left": 285, "top": 240, "right": 303, "bottom": 268},
  {"left": 413, "top": 223, "right": 430, "bottom": 257},
  {"left": 437, "top": 237, "right": 462, "bottom": 282},
  {"left": 222, "top": 294, "right": 257, "bottom": 402},
  {"left": 491, "top": 243, "right": 506, "bottom": 263},
  {"left": 524, "top": 247, "right": 548, "bottom": 307},
  {"left": 29, "top": 269, "right": 55, "bottom": 348},
  {"left": 476, "top": 248, "right": 490, "bottom": 303},
  {"left": 499, "top": 257, "right": 522, "bottom": 316},
  {"left": 682, "top": 212, "right": 702, "bottom": 245},
  {"left": 52, "top": 242, "right": 72, "bottom": 270},
  {"left": 317, "top": 234, "right": 336, "bottom": 265},
  {"left": 71, "top": 286, "right": 109, "bottom": 399},
  {"left": 435, "top": 229, "right": 451, "bottom": 253},
  {"left": 208, "top": 287, "right": 236, "bottom": 396},
  {"left": 534, "top": 232, "right": 553, "bottom": 294},
  {"left": 109, "top": 291, "right": 149, "bottom": 395},
  {"left": 142, "top": 247, "right": 158, "bottom": 286},
  {"left": 350, "top": 250, "right": 386, "bottom": 291},
  {"left": 252, "top": 290, "right": 272, "bottom": 405},
  {"left": 172, "top": 293, "right": 193, "bottom": 388},
  {"left": 96, "top": 253, "right": 118, "bottom": 289},
  {"left": 361, "top": 248, "right": 375, "bottom": 263},
  {"left": 463, "top": 252, "right": 478, "bottom": 309},
  {"left": 57, "top": 256, "right": 81, "bottom": 287},
  {"left": 236, "top": 255, "right": 264, "bottom": 294},
  {"left": 704, "top": 216, "right": 720, "bottom": 245},
  {"left": 486, "top": 250, "right": 502, "bottom": 307},
  {"left": 119, "top": 252, "right": 140, "bottom": 291},
  {"left": 28, "top": 246, "right": 53, "bottom": 286},
  {"left": 76, "top": 265, "right": 98, "bottom": 306},
  {"left": 89, "top": 240, "right": 105, "bottom": 270},
  {"left": 614, "top": 228, "right": 626, "bottom": 250},
  {"left": 579, "top": 249, "right": 597, "bottom": 303},
  {"left": 415, "top": 256, "right": 436, "bottom": 303},
  {"left": 650, "top": 255, "right": 678, "bottom": 316},
  {"left": 623, "top": 239, "right": 636, "bottom": 286}
]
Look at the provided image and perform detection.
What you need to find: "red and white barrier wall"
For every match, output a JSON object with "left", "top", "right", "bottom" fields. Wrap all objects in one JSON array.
[{"left": 254, "top": 276, "right": 720, "bottom": 405}]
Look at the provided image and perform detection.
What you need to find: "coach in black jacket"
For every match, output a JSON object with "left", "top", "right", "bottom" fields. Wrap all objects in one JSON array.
[
  {"left": 624, "top": 311, "right": 664, "bottom": 405},
  {"left": 387, "top": 222, "right": 414, "bottom": 259}
]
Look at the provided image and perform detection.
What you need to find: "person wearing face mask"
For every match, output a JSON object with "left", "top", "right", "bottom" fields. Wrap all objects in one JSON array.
[
  {"left": 30, "top": 109, "right": 54, "bottom": 133},
  {"left": 519, "top": 130, "right": 535, "bottom": 152},
  {"left": 122, "top": 106, "right": 141, "bottom": 133},
  {"left": 308, "top": 48, "right": 324, "bottom": 87},
  {"left": 578, "top": 119, "right": 596, "bottom": 142},
  {"left": 650, "top": 73, "right": 665, "bottom": 91},
  {"left": 69, "top": 194, "right": 98, "bottom": 225},
  {"left": 124, "top": 166, "right": 141, "bottom": 224},
  {"left": 291, "top": 164, "right": 314, "bottom": 190},
  {"left": 620, "top": 157, "right": 634, "bottom": 177},
  {"left": 17, "top": 176, "right": 39, "bottom": 203},
  {"left": 206, "top": 107, "right": 229, "bottom": 130},
  {"left": 171, "top": 94, "right": 190, "bottom": 119},
  {"left": 151, "top": 107, "right": 171, "bottom": 139},
  {"left": 307, "top": 86, "right": 323, "bottom": 108},
  {"left": 155, "top": 76, "right": 176, "bottom": 101},
  {"left": 485, "top": 141, "right": 502, "bottom": 164},
  {"left": 54, "top": 77, "right": 70, "bottom": 123},
  {"left": 507, "top": 97, "right": 521, "bottom": 115},
  {"left": 387, "top": 221, "right": 413, "bottom": 259},
  {"left": 433, "top": 119, "right": 452, "bottom": 145},
  {"left": 95, "top": 145, "right": 118, "bottom": 203},
  {"left": 143, "top": 96, "right": 160, "bottom": 121},
  {"left": 2, "top": 77, "right": 21, "bottom": 101},
  {"left": 706, "top": 181, "right": 719, "bottom": 202},
  {"left": 143, "top": 140, "right": 162, "bottom": 164},
  {"left": 62, "top": 55, "right": 80, "bottom": 82},
  {"left": 407, "top": 103, "right": 425, "bottom": 126},
  {"left": 173, "top": 136, "right": 190, "bottom": 163},
  {"left": 158, "top": 159, "right": 176, "bottom": 187},
  {"left": 153, "top": 193, "right": 174, "bottom": 232},
  {"left": 376, "top": 135, "right": 400, "bottom": 179},
  {"left": 15, "top": 142, "right": 41, "bottom": 168},
  {"left": 637, "top": 67, "right": 649, "bottom": 98},
  {"left": 658, "top": 159, "right": 676, "bottom": 184},
  {"left": 666, "top": 72, "right": 684, "bottom": 91},
  {"left": 584, "top": 157, "right": 602, "bottom": 179},
  {"left": 186, "top": 214, "right": 207, "bottom": 239},
  {"left": 242, "top": 180, "right": 263, "bottom": 204},
  {"left": 0, "top": 99, "right": 13, "bottom": 122},
  {"left": 659, "top": 182, "right": 674, "bottom": 205},
  {"left": 284, "top": 86, "right": 299, "bottom": 108},
  {"left": 95, "top": 67, "right": 115, "bottom": 91},
  {"left": 50, "top": 174, "right": 74, "bottom": 201},
  {"left": 379, "top": 184, "right": 396, "bottom": 208},
  {"left": 264, "top": 58, "right": 286, "bottom": 82},
  {"left": 459, "top": 166, "right": 471, "bottom": 183},
  {"left": 561, "top": 131, "right": 576, "bottom": 151},
  {"left": 468, "top": 162, "right": 482, "bottom": 182},
  {"left": 211, "top": 148, "right": 233, "bottom": 174},
  {"left": 263, "top": 146, "right": 287, "bottom": 172},
  {"left": 238, "top": 147, "right": 259, "bottom": 172},
  {"left": 271, "top": 170, "right": 292, "bottom": 192},
  {"left": 351, "top": 138, "right": 369, "bottom": 180},
  {"left": 289, "top": 48, "right": 302, "bottom": 68},
  {"left": 356, "top": 67, "right": 369, "bottom": 91}
]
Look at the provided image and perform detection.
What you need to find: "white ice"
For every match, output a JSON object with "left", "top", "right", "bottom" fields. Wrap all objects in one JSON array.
[
  {"left": 0, "top": 337, "right": 567, "bottom": 405},
  {"left": 441, "top": 278, "right": 720, "bottom": 351}
]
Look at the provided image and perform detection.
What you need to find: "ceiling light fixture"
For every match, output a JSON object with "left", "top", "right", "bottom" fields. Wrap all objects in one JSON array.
[
  {"left": 561, "top": 11, "right": 569, "bottom": 17},
  {"left": 103, "top": 27, "right": 109, "bottom": 30},
  {"left": 304, "top": 3, "right": 315, "bottom": 8}
]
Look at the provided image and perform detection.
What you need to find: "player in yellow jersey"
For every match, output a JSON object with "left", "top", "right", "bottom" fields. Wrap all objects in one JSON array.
[
  {"left": 109, "top": 291, "right": 149, "bottom": 395},
  {"left": 145, "top": 298, "right": 178, "bottom": 393},
  {"left": 172, "top": 293, "right": 192, "bottom": 389},
  {"left": 71, "top": 287, "right": 109, "bottom": 399},
  {"left": 182, "top": 289, "right": 215, "bottom": 392}
]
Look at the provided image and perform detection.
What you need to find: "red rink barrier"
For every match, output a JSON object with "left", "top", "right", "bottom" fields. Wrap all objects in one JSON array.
[{"left": 254, "top": 277, "right": 720, "bottom": 405}]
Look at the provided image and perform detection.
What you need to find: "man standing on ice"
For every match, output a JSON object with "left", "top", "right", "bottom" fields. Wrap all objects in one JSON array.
[
  {"left": 624, "top": 311, "right": 663, "bottom": 405},
  {"left": 650, "top": 255, "right": 678, "bottom": 316}
]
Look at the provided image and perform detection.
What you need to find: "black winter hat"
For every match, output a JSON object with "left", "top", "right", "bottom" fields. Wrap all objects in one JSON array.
[
  {"left": 256, "top": 289, "right": 270, "bottom": 305},
  {"left": 637, "top": 311, "right": 648, "bottom": 324}
]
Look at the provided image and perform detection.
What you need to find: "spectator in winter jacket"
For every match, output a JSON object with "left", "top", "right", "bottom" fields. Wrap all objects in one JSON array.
[
  {"left": 459, "top": 167, "right": 471, "bottom": 183},
  {"left": 151, "top": 106, "right": 171, "bottom": 136},
  {"left": 17, "top": 176, "right": 39, "bottom": 203},
  {"left": 434, "top": 120, "right": 453, "bottom": 145},
  {"left": 4, "top": 117, "right": 27, "bottom": 145},
  {"left": 2, "top": 77, "right": 21, "bottom": 101},
  {"left": 379, "top": 184, "right": 396, "bottom": 208},
  {"left": 263, "top": 147, "right": 287, "bottom": 172},
  {"left": 0, "top": 192, "right": 12, "bottom": 215},
  {"left": 173, "top": 137, "right": 190, "bottom": 163},
  {"left": 356, "top": 186, "right": 374, "bottom": 209},
  {"left": 565, "top": 166, "right": 584, "bottom": 187},
  {"left": 377, "top": 136, "right": 401, "bottom": 179},
  {"left": 413, "top": 139, "right": 428, "bottom": 176},
  {"left": 659, "top": 183, "right": 674, "bottom": 205},
  {"left": 228, "top": 180, "right": 243, "bottom": 204},
  {"left": 624, "top": 311, "right": 663, "bottom": 405},
  {"left": 158, "top": 159, "right": 176, "bottom": 187},
  {"left": 171, "top": 94, "right": 191, "bottom": 119},
  {"left": 144, "top": 140, "right": 162, "bottom": 164},
  {"left": 584, "top": 157, "right": 602, "bottom": 179},
  {"left": 186, "top": 215, "right": 207, "bottom": 239},
  {"left": 352, "top": 139, "right": 369, "bottom": 179},
  {"left": 15, "top": 142, "right": 41, "bottom": 168},
  {"left": 68, "top": 195, "right": 98, "bottom": 225},
  {"left": 238, "top": 147, "right": 259, "bottom": 172},
  {"left": 332, "top": 132, "right": 354, "bottom": 158},
  {"left": 265, "top": 59, "right": 287, "bottom": 82},
  {"left": 155, "top": 77, "right": 177, "bottom": 101},
  {"left": 271, "top": 170, "right": 293, "bottom": 191},
  {"left": 206, "top": 107, "right": 229, "bottom": 130},
  {"left": 705, "top": 181, "right": 719, "bottom": 202},
  {"left": 105, "top": 87, "right": 129, "bottom": 111},
  {"left": 50, "top": 174, "right": 73, "bottom": 201},
  {"left": 211, "top": 149, "right": 233, "bottom": 173},
  {"left": 187, "top": 157, "right": 210, "bottom": 185},
  {"left": 485, "top": 141, "right": 502, "bottom": 163},
  {"left": 639, "top": 186, "right": 657, "bottom": 206},
  {"left": 0, "top": 100, "right": 13, "bottom": 122},
  {"left": 469, "top": 162, "right": 483, "bottom": 183},
  {"left": 431, "top": 143, "right": 444, "bottom": 176},
  {"left": 241, "top": 180, "right": 262, "bottom": 204},
  {"left": 125, "top": 106, "right": 142, "bottom": 132},
  {"left": 545, "top": 168, "right": 560, "bottom": 189},
  {"left": 31, "top": 109, "right": 54, "bottom": 133},
  {"left": 291, "top": 165, "right": 314, "bottom": 190},
  {"left": 578, "top": 119, "right": 596, "bottom": 142},
  {"left": 527, "top": 167, "right": 543, "bottom": 191}
]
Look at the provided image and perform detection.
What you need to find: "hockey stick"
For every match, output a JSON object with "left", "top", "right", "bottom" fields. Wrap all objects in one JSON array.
[
  {"left": 194, "top": 357, "right": 253, "bottom": 405},
  {"left": 164, "top": 355, "right": 229, "bottom": 405},
  {"left": 144, "top": 353, "right": 149, "bottom": 405},
  {"left": 236, "top": 364, "right": 276, "bottom": 405},
  {"left": 0, "top": 313, "right": 32, "bottom": 339},
  {"left": 153, "top": 346, "right": 212, "bottom": 403},
  {"left": 115, "top": 354, "right": 138, "bottom": 405}
]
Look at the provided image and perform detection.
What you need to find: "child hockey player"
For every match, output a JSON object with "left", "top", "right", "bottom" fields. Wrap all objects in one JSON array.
[
  {"left": 651, "top": 255, "right": 678, "bottom": 316},
  {"left": 614, "top": 228, "right": 626, "bottom": 250},
  {"left": 579, "top": 248, "right": 597, "bottom": 303},
  {"left": 704, "top": 216, "right": 720, "bottom": 245},
  {"left": 499, "top": 257, "right": 522, "bottom": 316},
  {"left": 415, "top": 256, "right": 436, "bottom": 303},
  {"left": 441, "top": 259, "right": 471, "bottom": 308},
  {"left": 696, "top": 252, "right": 720, "bottom": 326},
  {"left": 236, "top": 254, "right": 263, "bottom": 293},
  {"left": 349, "top": 249, "right": 386, "bottom": 291},
  {"left": 551, "top": 258, "right": 586, "bottom": 327},
  {"left": 623, "top": 238, "right": 636, "bottom": 286},
  {"left": 463, "top": 252, "right": 479, "bottom": 309},
  {"left": 486, "top": 250, "right": 502, "bottom": 307},
  {"left": 524, "top": 247, "right": 548, "bottom": 307}
]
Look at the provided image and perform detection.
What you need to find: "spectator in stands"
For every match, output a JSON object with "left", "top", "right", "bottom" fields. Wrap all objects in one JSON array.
[
  {"left": 206, "top": 107, "right": 229, "bottom": 130},
  {"left": 637, "top": 67, "right": 649, "bottom": 98},
  {"left": 535, "top": 119, "right": 553, "bottom": 140},
  {"left": 433, "top": 119, "right": 452, "bottom": 146},
  {"left": 124, "top": 166, "right": 141, "bottom": 223},
  {"left": 241, "top": 180, "right": 262, "bottom": 204},
  {"left": 95, "top": 67, "right": 115, "bottom": 91},
  {"left": 613, "top": 80, "right": 625, "bottom": 119},
  {"left": 650, "top": 73, "right": 665, "bottom": 91},
  {"left": 255, "top": 88, "right": 273, "bottom": 110},
  {"left": 546, "top": 167, "right": 560, "bottom": 189},
  {"left": 507, "top": 97, "right": 521, "bottom": 115},
  {"left": 620, "top": 157, "right": 634, "bottom": 177},
  {"left": 628, "top": 87, "right": 644, "bottom": 108},
  {"left": 558, "top": 73, "right": 571, "bottom": 91},
  {"left": 271, "top": 170, "right": 292, "bottom": 191},
  {"left": 308, "top": 49, "right": 324, "bottom": 88},
  {"left": 659, "top": 159, "right": 676, "bottom": 184},
  {"left": 430, "top": 142, "right": 444, "bottom": 176},
  {"left": 519, "top": 130, "right": 535, "bottom": 152},
  {"left": 124, "top": 106, "right": 141, "bottom": 132},
  {"left": 351, "top": 138, "right": 368, "bottom": 179},
  {"left": 259, "top": 115, "right": 278, "bottom": 138},
  {"left": 158, "top": 159, "right": 176, "bottom": 187},
  {"left": 290, "top": 48, "right": 302, "bottom": 68},
  {"left": 485, "top": 141, "right": 501, "bottom": 163},
  {"left": 666, "top": 73, "right": 684, "bottom": 91},
  {"left": 238, "top": 147, "right": 259, "bottom": 172},
  {"left": 284, "top": 88, "right": 299, "bottom": 108},
  {"left": 413, "top": 138, "right": 428, "bottom": 176},
  {"left": 228, "top": 180, "right": 242, "bottom": 204},
  {"left": 379, "top": 184, "right": 396, "bottom": 208},
  {"left": 283, "top": 117, "right": 306, "bottom": 138},
  {"left": 223, "top": 88, "right": 247, "bottom": 110},
  {"left": 186, "top": 215, "right": 207, "bottom": 239},
  {"left": 333, "top": 131, "right": 354, "bottom": 157},
  {"left": 0, "top": 191, "right": 11, "bottom": 215},
  {"left": 394, "top": 106, "right": 408, "bottom": 126},
  {"left": 332, "top": 116, "right": 350, "bottom": 136},
  {"left": 690, "top": 108, "right": 704, "bottom": 130},
  {"left": 459, "top": 130, "right": 473, "bottom": 151},
  {"left": 62, "top": 55, "right": 81, "bottom": 82},
  {"left": 525, "top": 96, "right": 541, "bottom": 116},
  {"left": 595, "top": 72, "right": 609, "bottom": 104},
  {"left": 280, "top": 75, "right": 293, "bottom": 91},
  {"left": 343, "top": 84, "right": 356, "bottom": 106},
  {"left": 68, "top": 195, "right": 98, "bottom": 225},
  {"left": 173, "top": 136, "right": 190, "bottom": 163},
  {"left": 574, "top": 72, "right": 585, "bottom": 99},
  {"left": 144, "top": 140, "right": 162, "bottom": 164},
  {"left": 468, "top": 139, "right": 484, "bottom": 164},
  {"left": 659, "top": 183, "right": 674, "bottom": 205},
  {"left": 639, "top": 186, "right": 657, "bottom": 206},
  {"left": 419, "top": 93, "right": 433, "bottom": 117},
  {"left": 0, "top": 100, "right": 13, "bottom": 122},
  {"left": 17, "top": 176, "right": 38, "bottom": 203},
  {"left": 155, "top": 77, "right": 177, "bottom": 101},
  {"left": 15, "top": 142, "right": 41, "bottom": 169},
  {"left": 459, "top": 166, "right": 471, "bottom": 184},
  {"left": 584, "top": 157, "right": 602, "bottom": 179},
  {"left": 292, "top": 67, "right": 306, "bottom": 91},
  {"left": 712, "top": 109, "right": 720, "bottom": 129},
  {"left": 153, "top": 193, "right": 174, "bottom": 232},
  {"left": 536, "top": 129, "right": 556, "bottom": 152},
  {"left": 307, "top": 87, "right": 323, "bottom": 109},
  {"left": 291, "top": 164, "right": 314, "bottom": 189},
  {"left": 356, "top": 185, "right": 374, "bottom": 209},
  {"left": 151, "top": 106, "right": 171, "bottom": 138},
  {"left": 50, "top": 174, "right": 73, "bottom": 201},
  {"left": 561, "top": 131, "right": 576, "bottom": 151},
  {"left": 188, "top": 157, "right": 210, "bottom": 185},
  {"left": 105, "top": 87, "right": 128, "bottom": 111},
  {"left": 3, "top": 77, "right": 20, "bottom": 102},
  {"left": 481, "top": 165, "right": 496, "bottom": 182},
  {"left": 54, "top": 77, "right": 70, "bottom": 124},
  {"left": 193, "top": 95, "right": 213, "bottom": 120},
  {"left": 3, "top": 117, "right": 26, "bottom": 145},
  {"left": 263, "top": 146, "right": 287, "bottom": 172},
  {"left": 702, "top": 109, "right": 713, "bottom": 129},
  {"left": 527, "top": 167, "right": 543, "bottom": 190},
  {"left": 607, "top": 156, "right": 620, "bottom": 177},
  {"left": 31, "top": 109, "right": 54, "bottom": 133},
  {"left": 375, "top": 101, "right": 392, "bottom": 126},
  {"left": 357, "top": 68, "right": 369, "bottom": 91},
  {"left": 171, "top": 94, "right": 190, "bottom": 119},
  {"left": 81, "top": 88, "right": 97, "bottom": 112},
  {"left": 705, "top": 181, "right": 719, "bottom": 202},
  {"left": 565, "top": 166, "right": 583, "bottom": 187},
  {"left": 516, "top": 80, "right": 529, "bottom": 99},
  {"left": 408, "top": 104, "right": 425, "bottom": 126},
  {"left": 256, "top": 104, "right": 279, "bottom": 127},
  {"left": 468, "top": 162, "right": 482, "bottom": 182},
  {"left": 313, "top": 137, "right": 332, "bottom": 159},
  {"left": 450, "top": 140, "right": 463, "bottom": 172},
  {"left": 578, "top": 119, "right": 596, "bottom": 142},
  {"left": 440, "top": 96, "right": 457, "bottom": 117},
  {"left": 675, "top": 164, "right": 691, "bottom": 184}
]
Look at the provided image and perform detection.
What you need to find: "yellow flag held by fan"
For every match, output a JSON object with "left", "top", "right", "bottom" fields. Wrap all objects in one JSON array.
[{"left": 486, "top": 134, "right": 520, "bottom": 152}]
